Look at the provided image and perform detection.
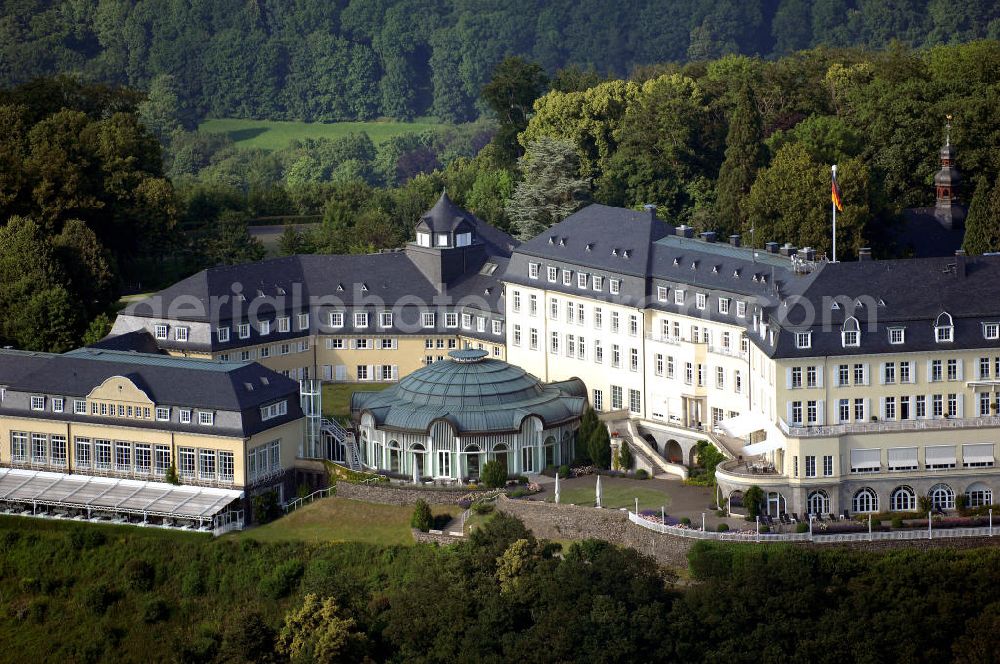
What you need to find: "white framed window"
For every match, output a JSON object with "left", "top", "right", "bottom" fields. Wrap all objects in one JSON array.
[
  {"left": 795, "top": 331, "right": 812, "bottom": 349},
  {"left": 445, "top": 312, "right": 458, "bottom": 328},
  {"left": 298, "top": 313, "right": 309, "bottom": 330},
  {"left": 461, "top": 313, "right": 472, "bottom": 329},
  {"left": 696, "top": 293, "right": 706, "bottom": 310},
  {"left": 179, "top": 409, "right": 192, "bottom": 424},
  {"left": 673, "top": 290, "right": 684, "bottom": 305},
  {"left": 935, "top": 312, "right": 954, "bottom": 343},
  {"left": 577, "top": 272, "right": 588, "bottom": 288},
  {"left": 417, "top": 231, "right": 431, "bottom": 247},
  {"left": 657, "top": 286, "right": 668, "bottom": 302},
  {"left": 277, "top": 316, "right": 290, "bottom": 333},
  {"left": 30, "top": 396, "right": 44, "bottom": 411},
  {"left": 513, "top": 324, "right": 522, "bottom": 346},
  {"left": 594, "top": 307, "right": 603, "bottom": 329},
  {"left": 258, "top": 320, "right": 270, "bottom": 336},
  {"left": 718, "top": 298, "right": 730, "bottom": 314},
  {"left": 435, "top": 233, "right": 449, "bottom": 247},
  {"left": 156, "top": 407, "right": 169, "bottom": 421},
  {"left": 476, "top": 317, "right": 486, "bottom": 333},
  {"left": 354, "top": 312, "right": 369, "bottom": 328},
  {"left": 528, "top": 262, "right": 539, "bottom": 279},
  {"left": 888, "top": 327, "right": 905, "bottom": 344},
  {"left": 421, "top": 312, "right": 435, "bottom": 328},
  {"left": 984, "top": 323, "right": 1000, "bottom": 340},
  {"left": 492, "top": 320, "right": 502, "bottom": 336},
  {"left": 736, "top": 300, "right": 746, "bottom": 318},
  {"left": 592, "top": 389, "right": 603, "bottom": 411},
  {"left": 329, "top": 311, "right": 344, "bottom": 328},
  {"left": 217, "top": 327, "right": 230, "bottom": 342},
  {"left": 154, "top": 324, "right": 168, "bottom": 340},
  {"left": 529, "top": 294, "right": 538, "bottom": 316},
  {"left": 530, "top": 327, "right": 538, "bottom": 350},
  {"left": 562, "top": 269, "right": 572, "bottom": 285},
  {"left": 198, "top": 411, "right": 213, "bottom": 426},
  {"left": 512, "top": 290, "right": 521, "bottom": 312},
  {"left": 547, "top": 266, "right": 557, "bottom": 282},
  {"left": 260, "top": 400, "right": 288, "bottom": 421},
  {"left": 74, "top": 400, "right": 86, "bottom": 415},
  {"left": 610, "top": 279, "right": 620, "bottom": 295},
  {"left": 592, "top": 275, "right": 603, "bottom": 291},
  {"left": 52, "top": 398, "right": 64, "bottom": 413},
  {"left": 238, "top": 323, "right": 251, "bottom": 339}
]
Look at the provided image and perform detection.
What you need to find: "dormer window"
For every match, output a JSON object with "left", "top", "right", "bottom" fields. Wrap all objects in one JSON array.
[
  {"left": 562, "top": 269, "right": 572, "bottom": 285},
  {"left": 435, "top": 233, "right": 450, "bottom": 247},
  {"left": 354, "top": 312, "right": 369, "bottom": 328},
  {"left": 610, "top": 279, "right": 621, "bottom": 295},
  {"left": 456, "top": 232, "right": 472, "bottom": 247},
  {"left": 528, "top": 263, "right": 539, "bottom": 279},
  {"left": 657, "top": 286, "right": 668, "bottom": 302},
  {"left": 547, "top": 266, "right": 557, "bottom": 282},
  {"left": 592, "top": 276, "right": 603, "bottom": 291},
  {"left": 175, "top": 326, "right": 189, "bottom": 342},
  {"left": 577, "top": 272, "right": 588, "bottom": 288},
  {"left": 935, "top": 312, "right": 954, "bottom": 343},
  {"left": 696, "top": 293, "right": 706, "bottom": 310},
  {"left": 329, "top": 312, "right": 344, "bottom": 328},
  {"left": 417, "top": 231, "right": 432, "bottom": 247},
  {"left": 31, "top": 396, "right": 45, "bottom": 411},
  {"left": 842, "top": 317, "right": 860, "bottom": 347},
  {"left": 673, "top": 290, "right": 684, "bottom": 305},
  {"left": 217, "top": 327, "right": 230, "bottom": 343},
  {"left": 888, "top": 327, "right": 905, "bottom": 345},
  {"left": 154, "top": 324, "right": 168, "bottom": 340},
  {"left": 259, "top": 320, "right": 270, "bottom": 336},
  {"left": 983, "top": 322, "right": 999, "bottom": 340},
  {"left": 795, "top": 331, "right": 812, "bottom": 349}
]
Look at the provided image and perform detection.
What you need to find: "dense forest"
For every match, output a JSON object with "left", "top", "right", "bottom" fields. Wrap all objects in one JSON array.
[
  {"left": 1, "top": 512, "right": 999, "bottom": 663},
  {"left": 3, "top": 0, "right": 1000, "bottom": 124}
]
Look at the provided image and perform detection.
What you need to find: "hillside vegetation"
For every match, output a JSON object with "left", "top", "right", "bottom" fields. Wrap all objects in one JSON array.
[
  {"left": 199, "top": 118, "right": 448, "bottom": 151},
  {"left": 3, "top": 1, "right": 1000, "bottom": 124}
]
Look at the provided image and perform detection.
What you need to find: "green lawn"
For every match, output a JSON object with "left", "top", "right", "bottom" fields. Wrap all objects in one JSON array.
[
  {"left": 230, "top": 496, "right": 460, "bottom": 546},
  {"left": 323, "top": 382, "right": 392, "bottom": 420},
  {"left": 199, "top": 118, "right": 447, "bottom": 151},
  {"left": 546, "top": 482, "right": 673, "bottom": 512}
]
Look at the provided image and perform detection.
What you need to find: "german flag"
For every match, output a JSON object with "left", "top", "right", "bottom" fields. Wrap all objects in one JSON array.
[{"left": 831, "top": 170, "right": 844, "bottom": 212}]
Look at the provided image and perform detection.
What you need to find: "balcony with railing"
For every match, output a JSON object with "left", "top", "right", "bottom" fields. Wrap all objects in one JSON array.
[
  {"left": 779, "top": 415, "right": 1000, "bottom": 438},
  {"left": 706, "top": 344, "right": 749, "bottom": 360},
  {"left": 644, "top": 332, "right": 682, "bottom": 346}
]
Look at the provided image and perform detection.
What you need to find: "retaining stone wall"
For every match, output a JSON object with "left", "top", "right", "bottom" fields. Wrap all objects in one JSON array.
[
  {"left": 412, "top": 529, "right": 464, "bottom": 545},
  {"left": 335, "top": 480, "right": 470, "bottom": 506}
]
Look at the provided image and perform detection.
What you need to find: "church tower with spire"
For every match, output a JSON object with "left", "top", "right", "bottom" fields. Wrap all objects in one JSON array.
[{"left": 934, "top": 115, "right": 965, "bottom": 230}]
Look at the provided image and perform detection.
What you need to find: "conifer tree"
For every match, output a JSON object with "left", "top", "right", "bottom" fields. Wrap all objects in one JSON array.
[
  {"left": 715, "top": 85, "right": 765, "bottom": 236},
  {"left": 963, "top": 175, "right": 1000, "bottom": 255},
  {"left": 506, "top": 136, "right": 589, "bottom": 241}
]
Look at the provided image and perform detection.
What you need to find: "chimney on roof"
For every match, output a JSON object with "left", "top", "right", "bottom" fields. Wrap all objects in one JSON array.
[
  {"left": 765, "top": 241, "right": 779, "bottom": 254},
  {"left": 729, "top": 234, "right": 741, "bottom": 247},
  {"left": 779, "top": 243, "right": 797, "bottom": 257},
  {"left": 858, "top": 247, "right": 872, "bottom": 261},
  {"left": 700, "top": 231, "right": 717, "bottom": 243},
  {"left": 955, "top": 249, "right": 966, "bottom": 277},
  {"left": 643, "top": 203, "right": 657, "bottom": 222},
  {"left": 677, "top": 225, "right": 694, "bottom": 238},
  {"left": 801, "top": 247, "right": 816, "bottom": 261}
]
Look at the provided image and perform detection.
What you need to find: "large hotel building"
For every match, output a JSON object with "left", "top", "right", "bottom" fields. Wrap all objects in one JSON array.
[{"left": 15, "top": 140, "right": 998, "bottom": 520}]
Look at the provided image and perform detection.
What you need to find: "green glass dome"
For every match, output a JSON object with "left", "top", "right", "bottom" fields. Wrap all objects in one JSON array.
[{"left": 351, "top": 350, "right": 586, "bottom": 434}]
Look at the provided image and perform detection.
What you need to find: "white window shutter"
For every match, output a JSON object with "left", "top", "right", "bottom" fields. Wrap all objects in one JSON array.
[
  {"left": 392, "top": 365, "right": 398, "bottom": 380},
  {"left": 927, "top": 360, "right": 934, "bottom": 381},
  {"left": 786, "top": 401, "right": 793, "bottom": 424},
  {"left": 816, "top": 366, "right": 824, "bottom": 388},
  {"left": 957, "top": 394, "right": 964, "bottom": 418},
  {"left": 375, "top": 364, "right": 382, "bottom": 380},
  {"left": 864, "top": 398, "right": 870, "bottom": 420},
  {"left": 817, "top": 400, "right": 825, "bottom": 425},
  {"left": 879, "top": 397, "right": 886, "bottom": 419},
  {"left": 956, "top": 360, "right": 964, "bottom": 380},
  {"left": 786, "top": 367, "right": 793, "bottom": 388},
  {"left": 878, "top": 363, "right": 886, "bottom": 384}
]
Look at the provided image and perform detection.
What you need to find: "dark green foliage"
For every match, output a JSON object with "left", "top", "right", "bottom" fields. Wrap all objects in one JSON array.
[
  {"left": 963, "top": 174, "right": 1000, "bottom": 254},
  {"left": 687, "top": 440, "right": 727, "bottom": 486},
  {"left": 410, "top": 499, "right": 432, "bottom": 532},
  {"left": 557, "top": 464, "right": 570, "bottom": 479},
  {"left": 715, "top": 85, "right": 765, "bottom": 236},
  {"left": 587, "top": 423, "right": 612, "bottom": 470},
  {"left": 252, "top": 490, "right": 281, "bottom": 524},
  {"left": 80, "top": 583, "right": 116, "bottom": 616},
  {"left": 480, "top": 459, "right": 508, "bottom": 489},
  {"left": 142, "top": 596, "right": 170, "bottom": 624},
  {"left": 717, "top": 523, "right": 730, "bottom": 532},
  {"left": 481, "top": 56, "right": 549, "bottom": 165},
  {"left": 164, "top": 464, "right": 179, "bottom": 486},
  {"left": 743, "top": 485, "right": 765, "bottom": 520},
  {"left": 123, "top": 559, "right": 155, "bottom": 592},
  {"left": 796, "top": 522, "right": 810, "bottom": 533},
  {"left": 260, "top": 560, "right": 305, "bottom": 600},
  {"left": 635, "top": 469, "right": 649, "bottom": 480},
  {"left": 618, "top": 441, "right": 634, "bottom": 470}
]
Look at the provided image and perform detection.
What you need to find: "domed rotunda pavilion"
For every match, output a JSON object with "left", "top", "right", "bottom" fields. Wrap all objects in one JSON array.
[{"left": 350, "top": 350, "right": 586, "bottom": 481}]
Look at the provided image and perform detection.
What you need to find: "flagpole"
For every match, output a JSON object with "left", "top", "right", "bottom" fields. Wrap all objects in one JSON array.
[{"left": 832, "top": 164, "right": 837, "bottom": 263}]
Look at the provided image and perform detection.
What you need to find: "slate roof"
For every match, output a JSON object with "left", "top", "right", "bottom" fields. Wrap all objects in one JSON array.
[
  {"left": 897, "top": 207, "right": 966, "bottom": 258},
  {"left": 1, "top": 348, "right": 300, "bottom": 412},
  {"left": 351, "top": 350, "right": 586, "bottom": 434},
  {"left": 88, "top": 329, "right": 165, "bottom": 354}
]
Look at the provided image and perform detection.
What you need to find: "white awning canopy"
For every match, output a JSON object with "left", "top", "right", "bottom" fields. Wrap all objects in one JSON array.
[
  {"left": 743, "top": 438, "right": 785, "bottom": 456},
  {"left": 0, "top": 469, "right": 242, "bottom": 521},
  {"left": 719, "top": 412, "right": 772, "bottom": 438},
  {"left": 962, "top": 443, "right": 995, "bottom": 464}
]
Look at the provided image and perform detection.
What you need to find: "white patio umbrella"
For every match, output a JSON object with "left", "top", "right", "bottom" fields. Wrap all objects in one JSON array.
[
  {"left": 554, "top": 472, "right": 560, "bottom": 504},
  {"left": 412, "top": 455, "right": 419, "bottom": 484},
  {"left": 596, "top": 474, "right": 603, "bottom": 508}
]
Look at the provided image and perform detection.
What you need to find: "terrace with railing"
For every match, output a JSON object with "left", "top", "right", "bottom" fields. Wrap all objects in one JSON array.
[{"left": 779, "top": 415, "right": 1000, "bottom": 438}]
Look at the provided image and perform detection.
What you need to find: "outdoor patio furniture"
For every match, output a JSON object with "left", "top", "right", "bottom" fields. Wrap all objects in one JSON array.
[
  {"left": 826, "top": 513, "right": 837, "bottom": 521},
  {"left": 842, "top": 509, "right": 850, "bottom": 520},
  {"left": 791, "top": 512, "right": 800, "bottom": 523}
]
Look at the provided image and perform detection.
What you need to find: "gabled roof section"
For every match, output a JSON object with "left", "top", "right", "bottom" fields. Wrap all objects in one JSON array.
[
  {"left": 513, "top": 204, "right": 672, "bottom": 277},
  {"left": 416, "top": 192, "right": 477, "bottom": 234}
]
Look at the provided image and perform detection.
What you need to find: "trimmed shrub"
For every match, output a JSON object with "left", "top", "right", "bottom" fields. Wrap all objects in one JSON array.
[
  {"left": 744, "top": 485, "right": 765, "bottom": 520},
  {"left": 481, "top": 460, "right": 507, "bottom": 489},
  {"left": 716, "top": 523, "right": 730, "bottom": 532},
  {"left": 795, "top": 522, "right": 809, "bottom": 533},
  {"left": 891, "top": 516, "right": 905, "bottom": 529},
  {"left": 81, "top": 583, "right": 115, "bottom": 615},
  {"left": 558, "top": 464, "right": 570, "bottom": 479},
  {"left": 472, "top": 503, "right": 494, "bottom": 515},
  {"left": 181, "top": 568, "right": 205, "bottom": 597},
  {"left": 411, "top": 499, "right": 432, "bottom": 532},
  {"left": 918, "top": 495, "right": 933, "bottom": 514},
  {"left": 760, "top": 525, "right": 771, "bottom": 533},
  {"left": 508, "top": 488, "right": 530, "bottom": 498},
  {"left": 142, "top": 597, "right": 170, "bottom": 624},
  {"left": 619, "top": 441, "right": 634, "bottom": 470},
  {"left": 680, "top": 517, "right": 691, "bottom": 526},
  {"left": 635, "top": 469, "right": 649, "bottom": 480}
]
